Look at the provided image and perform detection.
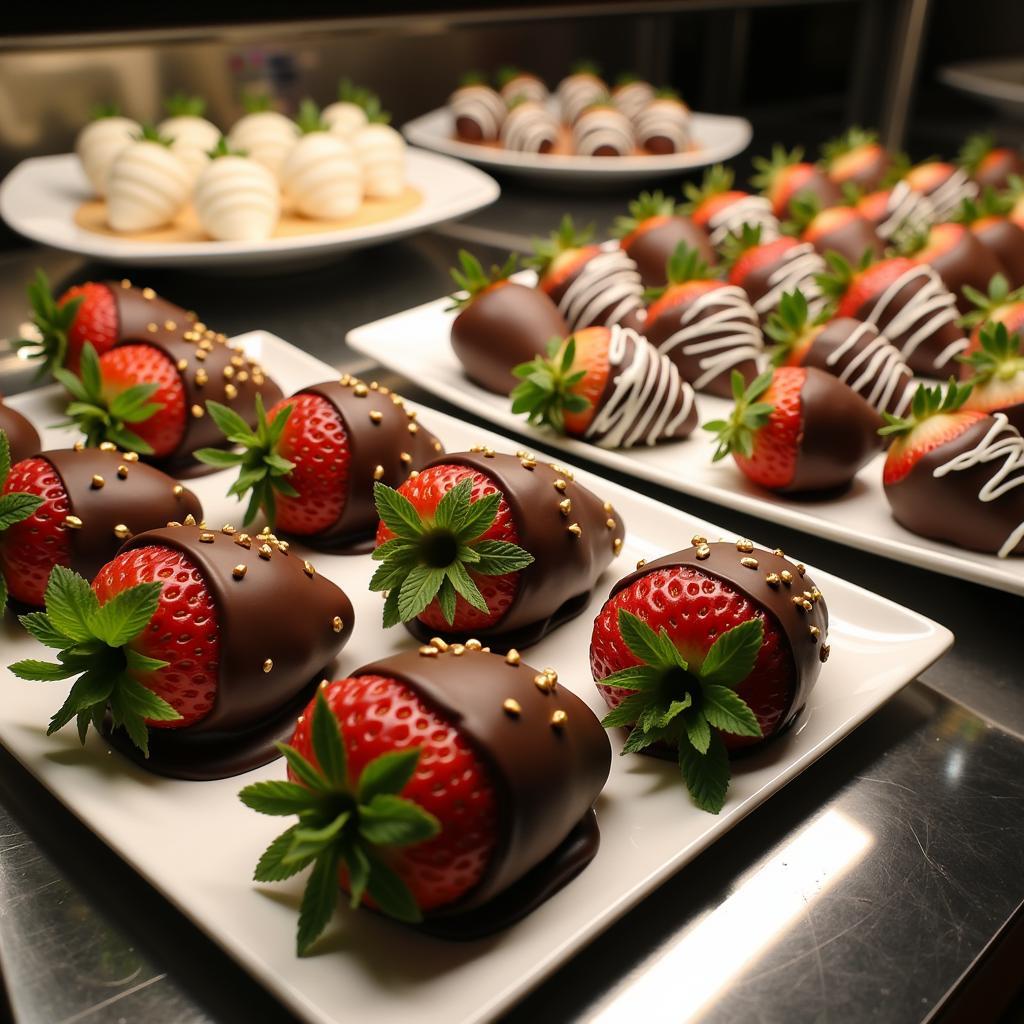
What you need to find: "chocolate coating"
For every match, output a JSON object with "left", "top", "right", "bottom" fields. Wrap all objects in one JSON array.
[
  {"left": 113, "top": 523, "right": 354, "bottom": 778},
  {"left": 546, "top": 248, "right": 645, "bottom": 333},
  {"left": 808, "top": 216, "right": 883, "bottom": 265},
  {"left": 736, "top": 240, "right": 826, "bottom": 323},
  {"left": 623, "top": 217, "right": 716, "bottom": 287},
  {"left": 107, "top": 280, "right": 194, "bottom": 341},
  {"left": 922, "top": 229, "right": 1006, "bottom": 316},
  {"left": 0, "top": 401, "right": 41, "bottom": 463},
  {"left": 782, "top": 174, "right": 842, "bottom": 218},
  {"left": 405, "top": 451, "right": 624, "bottom": 650},
  {"left": 298, "top": 379, "right": 443, "bottom": 549},
  {"left": 973, "top": 220, "right": 1024, "bottom": 289},
  {"left": 973, "top": 151, "right": 1024, "bottom": 192},
  {"left": 609, "top": 543, "right": 829, "bottom": 737},
  {"left": 451, "top": 283, "right": 568, "bottom": 395},
  {"left": 831, "top": 150, "right": 889, "bottom": 193},
  {"left": 356, "top": 646, "right": 611, "bottom": 924}
]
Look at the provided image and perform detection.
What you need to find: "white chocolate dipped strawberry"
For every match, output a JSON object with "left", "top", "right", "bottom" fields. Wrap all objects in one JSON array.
[
  {"left": 193, "top": 137, "right": 280, "bottom": 241},
  {"left": 323, "top": 78, "right": 370, "bottom": 140},
  {"left": 157, "top": 94, "right": 220, "bottom": 181},
  {"left": 75, "top": 105, "right": 141, "bottom": 197},
  {"left": 106, "top": 124, "right": 192, "bottom": 232},
  {"left": 350, "top": 99, "right": 405, "bottom": 199},
  {"left": 227, "top": 94, "right": 299, "bottom": 181},
  {"left": 281, "top": 100, "right": 363, "bottom": 220}
]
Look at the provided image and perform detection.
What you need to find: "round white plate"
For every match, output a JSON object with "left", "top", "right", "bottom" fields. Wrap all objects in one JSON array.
[
  {"left": 402, "top": 105, "right": 752, "bottom": 185},
  {"left": 0, "top": 149, "right": 500, "bottom": 269}
]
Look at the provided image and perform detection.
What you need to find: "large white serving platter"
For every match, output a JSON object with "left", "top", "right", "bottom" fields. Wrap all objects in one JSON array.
[
  {"left": 0, "top": 331, "right": 951, "bottom": 1024},
  {"left": 402, "top": 106, "right": 751, "bottom": 185},
  {"left": 348, "top": 281, "right": 1024, "bottom": 597},
  {"left": 0, "top": 150, "right": 499, "bottom": 269}
]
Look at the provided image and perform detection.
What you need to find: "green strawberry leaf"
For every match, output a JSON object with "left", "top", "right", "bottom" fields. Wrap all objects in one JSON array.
[
  {"left": 238, "top": 780, "right": 326, "bottom": 816},
  {"left": 18, "top": 612, "right": 72, "bottom": 649},
  {"left": 296, "top": 847, "right": 342, "bottom": 956},
  {"left": 698, "top": 618, "right": 764, "bottom": 688},
  {"left": 87, "top": 581, "right": 164, "bottom": 647},
  {"left": 357, "top": 746, "right": 421, "bottom": 802},
  {"left": 702, "top": 684, "right": 763, "bottom": 738},
  {"left": 342, "top": 837, "right": 371, "bottom": 909},
  {"left": 253, "top": 825, "right": 317, "bottom": 882},
  {"left": 684, "top": 709, "right": 711, "bottom": 755},
  {"left": 678, "top": 731, "right": 730, "bottom": 814},
  {"left": 9, "top": 658, "right": 80, "bottom": 681},
  {"left": 358, "top": 795, "right": 440, "bottom": 847},
  {"left": 366, "top": 855, "right": 422, "bottom": 924},
  {"left": 0, "top": 492, "right": 43, "bottom": 531},
  {"left": 310, "top": 689, "right": 348, "bottom": 787},
  {"left": 276, "top": 742, "right": 333, "bottom": 793}
]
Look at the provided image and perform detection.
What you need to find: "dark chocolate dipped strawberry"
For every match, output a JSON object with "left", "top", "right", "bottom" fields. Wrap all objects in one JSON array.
[
  {"left": 0, "top": 440, "right": 201, "bottom": 608},
  {"left": 820, "top": 127, "right": 891, "bottom": 193},
  {"left": 643, "top": 243, "right": 764, "bottom": 398},
  {"left": 880, "top": 380, "right": 1024, "bottom": 557},
  {"left": 954, "top": 189, "right": 1024, "bottom": 288},
  {"left": 958, "top": 133, "right": 1024, "bottom": 192},
  {"left": 371, "top": 449, "right": 624, "bottom": 650},
  {"left": 766, "top": 290, "right": 914, "bottom": 418},
  {"left": 1009, "top": 175, "right": 1024, "bottom": 232},
  {"left": 529, "top": 216, "right": 645, "bottom": 334},
  {"left": 196, "top": 376, "right": 443, "bottom": 549},
  {"left": 958, "top": 322, "right": 1024, "bottom": 432},
  {"left": 784, "top": 194, "right": 884, "bottom": 265},
  {"left": 591, "top": 539, "right": 829, "bottom": 813},
  {"left": 55, "top": 324, "right": 282, "bottom": 469},
  {"left": 15, "top": 270, "right": 195, "bottom": 377},
  {"left": 240, "top": 643, "right": 611, "bottom": 950},
  {"left": 706, "top": 367, "right": 882, "bottom": 493},
  {"left": 0, "top": 398, "right": 40, "bottom": 464},
  {"left": 961, "top": 273, "right": 1024, "bottom": 357},
  {"left": 854, "top": 181, "right": 936, "bottom": 248},
  {"left": 683, "top": 164, "right": 780, "bottom": 252},
  {"left": 902, "top": 160, "right": 978, "bottom": 222},
  {"left": 750, "top": 144, "right": 842, "bottom": 219},
  {"left": 511, "top": 326, "right": 698, "bottom": 448},
  {"left": 816, "top": 252, "right": 967, "bottom": 376},
  {"left": 614, "top": 190, "right": 715, "bottom": 287},
  {"left": 8, "top": 521, "right": 354, "bottom": 777},
  {"left": 449, "top": 73, "right": 505, "bottom": 142},
  {"left": 449, "top": 250, "right": 568, "bottom": 395},
  {"left": 722, "top": 223, "right": 827, "bottom": 324}
]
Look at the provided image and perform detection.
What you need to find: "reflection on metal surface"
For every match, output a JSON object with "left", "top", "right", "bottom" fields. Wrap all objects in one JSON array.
[{"left": 591, "top": 811, "right": 873, "bottom": 1024}]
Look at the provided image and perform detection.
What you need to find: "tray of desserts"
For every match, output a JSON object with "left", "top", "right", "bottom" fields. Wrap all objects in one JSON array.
[
  {"left": 403, "top": 65, "right": 751, "bottom": 183},
  {"left": 348, "top": 130, "right": 1024, "bottom": 596},
  {"left": 0, "top": 88, "right": 499, "bottom": 268},
  {"left": 0, "top": 274, "right": 949, "bottom": 1024}
]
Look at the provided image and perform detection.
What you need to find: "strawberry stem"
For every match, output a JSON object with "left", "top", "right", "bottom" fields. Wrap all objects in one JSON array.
[
  {"left": 959, "top": 321, "right": 1024, "bottom": 385},
  {"left": 681, "top": 163, "right": 735, "bottom": 214},
  {"left": 447, "top": 249, "right": 518, "bottom": 311},
  {"left": 702, "top": 370, "right": 776, "bottom": 461},
  {"left": 526, "top": 214, "right": 596, "bottom": 279},
  {"left": 878, "top": 377, "right": 973, "bottom": 438},
  {"left": 510, "top": 336, "right": 591, "bottom": 434},
  {"left": 612, "top": 189, "right": 677, "bottom": 239},
  {"left": 12, "top": 269, "right": 82, "bottom": 378}
]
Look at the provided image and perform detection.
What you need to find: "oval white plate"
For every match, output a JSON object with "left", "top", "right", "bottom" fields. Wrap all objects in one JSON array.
[
  {"left": 0, "top": 149, "right": 500, "bottom": 269},
  {"left": 402, "top": 105, "right": 752, "bottom": 185}
]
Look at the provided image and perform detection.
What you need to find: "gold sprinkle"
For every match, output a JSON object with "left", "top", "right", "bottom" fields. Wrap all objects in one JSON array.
[
  {"left": 142, "top": 287, "right": 156, "bottom": 300},
  {"left": 740, "top": 556, "right": 759, "bottom": 569},
  {"left": 195, "top": 368, "right": 208, "bottom": 387},
  {"left": 120, "top": 279, "right": 131, "bottom": 288},
  {"left": 603, "top": 501, "right": 613, "bottom": 514},
  {"left": 199, "top": 532, "right": 215, "bottom": 543},
  {"left": 369, "top": 410, "right": 383, "bottom": 423},
  {"left": 224, "top": 383, "right": 238, "bottom": 400},
  {"left": 505, "top": 649, "right": 521, "bottom": 666},
  {"left": 451, "top": 644, "right": 467, "bottom": 656},
  {"left": 543, "top": 668, "right": 558, "bottom": 686},
  {"left": 465, "top": 639, "right": 482, "bottom": 651},
  {"left": 521, "top": 458, "right": 536, "bottom": 469},
  {"left": 258, "top": 544, "right": 273, "bottom": 559},
  {"left": 231, "top": 355, "right": 245, "bottom": 368},
  {"left": 408, "top": 422, "right": 418, "bottom": 434},
  {"left": 503, "top": 699, "right": 522, "bottom": 717},
  {"left": 766, "top": 572, "right": 781, "bottom": 587},
  {"left": 278, "top": 540, "right": 290, "bottom": 553},
  {"left": 184, "top": 514, "right": 197, "bottom": 527},
  {"left": 636, "top": 558, "right": 647, "bottom": 570},
  {"left": 408, "top": 470, "right": 419, "bottom": 479},
  {"left": 433, "top": 440, "right": 443, "bottom": 452},
  {"left": 64, "top": 515, "right": 83, "bottom": 529},
  {"left": 400, "top": 452, "right": 412, "bottom": 464},
  {"left": 332, "top": 616, "right": 344, "bottom": 633},
  {"left": 263, "top": 659, "right": 273, "bottom": 673},
  {"left": 164, "top": 320, "right": 177, "bottom": 332},
  {"left": 146, "top": 322, "right": 158, "bottom": 333},
  {"left": 429, "top": 637, "right": 449, "bottom": 652},
  {"left": 235, "top": 533, "right": 251, "bottom": 548},
  {"left": 797, "top": 563, "right": 807, "bottom": 576},
  {"left": 117, "top": 465, "right": 129, "bottom": 479},
  {"left": 567, "top": 522, "right": 582, "bottom": 538},
  {"left": 191, "top": 404, "right": 205, "bottom": 419},
  {"left": 369, "top": 381, "right": 379, "bottom": 391},
  {"left": 353, "top": 384, "right": 369, "bottom": 397},
  {"left": 696, "top": 544, "right": 711, "bottom": 560},
  {"left": 534, "top": 673, "right": 555, "bottom": 693},
  {"left": 232, "top": 564, "right": 247, "bottom": 579},
  {"left": 303, "top": 560, "right": 315, "bottom": 577},
  {"left": 613, "top": 537, "right": 623, "bottom": 555},
  {"left": 91, "top": 474, "right": 105, "bottom": 489},
  {"left": 123, "top": 452, "right": 139, "bottom": 462},
  {"left": 558, "top": 498, "right": 572, "bottom": 516},
  {"left": 198, "top": 338, "right": 213, "bottom": 351},
  {"left": 811, "top": 587, "right": 822, "bottom": 601},
  {"left": 236, "top": 369, "right": 249, "bottom": 383},
  {"left": 792, "top": 596, "right": 806, "bottom": 609},
  {"left": 99, "top": 441, "right": 117, "bottom": 452},
  {"left": 554, "top": 479, "right": 567, "bottom": 492},
  {"left": 691, "top": 534, "right": 708, "bottom": 546},
  {"left": 809, "top": 625, "right": 820, "bottom": 639},
  {"left": 113, "top": 524, "right": 130, "bottom": 539},
  {"left": 549, "top": 464, "right": 574, "bottom": 480},
  {"left": 220, "top": 523, "right": 235, "bottom": 534},
  {"left": 773, "top": 548, "right": 786, "bottom": 558},
  {"left": 166, "top": 521, "right": 181, "bottom": 528},
  {"left": 73, "top": 440, "right": 85, "bottom": 451},
  {"left": 173, "top": 484, "right": 185, "bottom": 497},
  {"left": 736, "top": 539, "right": 754, "bottom": 553},
  {"left": 780, "top": 570, "right": 794, "bottom": 585},
  {"left": 483, "top": 448, "right": 496, "bottom": 459},
  {"left": 223, "top": 365, "right": 235, "bottom": 380},
  {"left": 419, "top": 645, "right": 439, "bottom": 657},
  {"left": 819, "top": 644, "right": 831, "bottom": 663},
  {"left": 550, "top": 710, "right": 568, "bottom": 729},
  {"left": 605, "top": 518, "right": 616, "bottom": 530},
  {"left": 373, "top": 465, "right": 385, "bottom": 480},
  {"left": 176, "top": 358, "right": 189, "bottom": 371}
]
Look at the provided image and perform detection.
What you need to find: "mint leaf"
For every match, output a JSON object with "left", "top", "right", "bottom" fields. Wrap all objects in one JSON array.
[
  {"left": 470, "top": 540, "right": 535, "bottom": 575},
  {"left": 357, "top": 747, "right": 420, "bottom": 802},
  {"left": 381, "top": 587, "right": 402, "bottom": 629},
  {"left": 436, "top": 577, "right": 457, "bottom": 625},
  {"left": 678, "top": 732, "right": 730, "bottom": 814},
  {"left": 276, "top": 742, "right": 333, "bottom": 793},
  {"left": 253, "top": 825, "right": 316, "bottom": 882},
  {"left": 444, "top": 560, "right": 488, "bottom": 613},
  {"left": 702, "top": 684, "right": 763, "bottom": 738},
  {"left": 373, "top": 482, "right": 424, "bottom": 540},
  {"left": 297, "top": 847, "right": 341, "bottom": 955},
  {"left": 239, "top": 780, "right": 326, "bottom": 816},
  {"left": 117, "top": 673, "right": 181, "bottom": 722},
  {"left": 205, "top": 400, "right": 256, "bottom": 442},
  {"left": 596, "top": 665, "right": 662, "bottom": 691},
  {"left": 698, "top": 618, "right": 764, "bottom": 688},
  {"left": 617, "top": 609, "right": 685, "bottom": 669},
  {"left": 431, "top": 477, "right": 472, "bottom": 531},
  {"left": 18, "top": 612, "right": 71, "bottom": 649},
  {"left": 0, "top": 430, "right": 10, "bottom": 486},
  {"left": 9, "top": 659, "right": 79, "bottom": 681},
  {"left": 342, "top": 837, "right": 371, "bottom": 908},
  {"left": 124, "top": 648, "right": 169, "bottom": 674},
  {"left": 0, "top": 492, "right": 42, "bottom": 530},
  {"left": 47, "top": 668, "right": 114, "bottom": 734},
  {"left": 685, "top": 710, "right": 711, "bottom": 755},
  {"left": 194, "top": 447, "right": 245, "bottom": 468},
  {"left": 87, "top": 582, "right": 163, "bottom": 647},
  {"left": 285, "top": 812, "right": 351, "bottom": 865},
  {"left": 396, "top": 565, "right": 445, "bottom": 622},
  {"left": 310, "top": 690, "right": 348, "bottom": 787},
  {"left": 358, "top": 794, "right": 440, "bottom": 847},
  {"left": 600, "top": 692, "right": 651, "bottom": 730},
  {"left": 44, "top": 565, "right": 100, "bottom": 642},
  {"left": 366, "top": 855, "right": 422, "bottom": 924},
  {"left": 455, "top": 490, "right": 501, "bottom": 541}
]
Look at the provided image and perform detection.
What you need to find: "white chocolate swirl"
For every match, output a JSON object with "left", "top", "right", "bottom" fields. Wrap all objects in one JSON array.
[
  {"left": 194, "top": 155, "right": 280, "bottom": 241},
  {"left": 557, "top": 248, "right": 644, "bottom": 331},
  {"left": 323, "top": 101, "right": 368, "bottom": 139},
  {"left": 751, "top": 243, "right": 827, "bottom": 319},
  {"left": 500, "top": 102, "right": 558, "bottom": 153},
  {"left": 612, "top": 81, "right": 655, "bottom": 120},
  {"left": 558, "top": 75, "right": 606, "bottom": 123},
  {"left": 106, "top": 141, "right": 192, "bottom": 232},
  {"left": 76, "top": 116, "right": 140, "bottom": 197},
  {"left": 501, "top": 76, "right": 548, "bottom": 106},
  {"left": 450, "top": 86, "right": 505, "bottom": 140},
  {"left": 227, "top": 111, "right": 299, "bottom": 179},
  {"left": 351, "top": 123, "right": 406, "bottom": 199},
  {"left": 572, "top": 108, "right": 634, "bottom": 157},
  {"left": 635, "top": 99, "right": 691, "bottom": 153},
  {"left": 877, "top": 180, "right": 936, "bottom": 244},
  {"left": 281, "top": 133, "right": 362, "bottom": 220},
  {"left": 824, "top": 321, "right": 913, "bottom": 417},
  {"left": 707, "top": 194, "right": 780, "bottom": 249},
  {"left": 932, "top": 413, "right": 1024, "bottom": 557},
  {"left": 920, "top": 167, "right": 978, "bottom": 222}
]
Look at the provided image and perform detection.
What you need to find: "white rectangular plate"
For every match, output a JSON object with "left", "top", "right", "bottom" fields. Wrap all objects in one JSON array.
[
  {"left": 347, "top": 283, "right": 1024, "bottom": 597},
  {"left": 1, "top": 332, "right": 951, "bottom": 1024},
  {"left": 0, "top": 150, "right": 499, "bottom": 269}
]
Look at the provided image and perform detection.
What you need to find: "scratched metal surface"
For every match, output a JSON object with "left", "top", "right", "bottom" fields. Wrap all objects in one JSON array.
[{"left": 0, "top": 229, "right": 1022, "bottom": 1024}]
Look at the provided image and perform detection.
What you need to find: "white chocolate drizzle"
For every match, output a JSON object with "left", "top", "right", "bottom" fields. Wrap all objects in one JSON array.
[
  {"left": 501, "top": 76, "right": 548, "bottom": 106},
  {"left": 634, "top": 99, "right": 692, "bottom": 153},
  {"left": 707, "top": 195, "right": 780, "bottom": 249},
  {"left": 824, "top": 321, "right": 913, "bottom": 417},
  {"left": 557, "top": 248, "right": 644, "bottom": 330},
  {"left": 450, "top": 86, "right": 506, "bottom": 140},
  {"left": 612, "top": 81, "right": 655, "bottom": 120},
  {"left": 573, "top": 108, "right": 634, "bottom": 156},
  {"left": 919, "top": 167, "right": 978, "bottom": 222},
  {"left": 500, "top": 102, "right": 558, "bottom": 153},
  {"left": 558, "top": 76, "right": 606, "bottom": 123},
  {"left": 932, "top": 413, "right": 1024, "bottom": 558},
  {"left": 877, "top": 180, "right": 936, "bottom": 244},
  {"left": 751, "top": 243, "right": 827, "bottom": 319}
]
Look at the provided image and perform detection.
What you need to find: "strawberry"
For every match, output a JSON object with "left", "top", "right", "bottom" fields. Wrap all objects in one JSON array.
[
  {"left": 591, "top": 539, "right": 829, "bottom": 813},
  {"left": 449, "top": 74, "right": 505, "bottom": 142},
  {"left": 722, "top": 222, "right": 827, "bottom": 323},
  {"left": 14, "top": 270, "right": 195, "bottom": 377},
  {"left": 0, "top": 431, "right": 45, "bottom": 608},
  {"left": 953, "top": 189, "right": 1024, "bottom": 288},
  {"left": 1009, "top": 175, "right": 1024, "bottom": 232},
  {"left": 240, "top": 644, "right": 610, "bottom": 951},
  {"left": 644, "top": 242, "right": 763, "bottom": 398},
  {"left": 510, "top": 326, "right": 698, "bottom": 447},
  {"left": 958, "top": 321, "right": 1024, "bottom": 431},
  {"left": 449, "top": 250, "right": 567, "bottom": 395},
  {"left": 854, "top": 181, "right": 936, "bottom": 247},
  {"left": 820, "top": 127, "right": 891, "bottom": 192},
  {"left": 784, "top": 193, "right": 883, "bottom": 265},
  {"left": 613, "top": 189, "right": 715, "bottom": 287},
  {"left": 196, "top": 376, "right": 443, "bottom": 545},
  {"left": 0, "top": 441, "right": 201, "bottom": 608},
  {"left": 371, "top": 450, "right": 623, "bottom": 648},
  {"left": 750, "top": 144, "right": 842, "bottom": 219},
  {"left": 682, "top": 164, "right": 780, "bottom": 251},
  {"left": 7, "top": 521, "right": 354, "bottom": 773},
  {"left": 706, "top": 366, "right": 882, "bottom": 492},
  {"left": 879, "top": 379, "right": 1024, "bottom": 556},
  {"left": 765, "top": 290, "right": 914, "bottom": 417},
  {"left": 816, "top": 251, "right": 966, "bottom": 376},
  {"left": 0, "top": 398, "right": 40, "bottom": 464},
  {"left": 902, "top": 160, "right": 978, "bottom": 222},
  {"left": 958, "top": 133, "right": 1024, "bottom": 191},
  {"left": 960, "top": 273, "right": 1024, "bottom": 356},
  {"left": 529, "top": 215, "right": 644, "bottom": 333}
]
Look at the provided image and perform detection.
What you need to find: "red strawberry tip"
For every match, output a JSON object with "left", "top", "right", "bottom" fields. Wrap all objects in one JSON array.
[
  {"left": 819, "top": 126, "right": 880, "bottom": 165},
  {"left": 703, "top": 369, "right": 776, "bottom": 461}
]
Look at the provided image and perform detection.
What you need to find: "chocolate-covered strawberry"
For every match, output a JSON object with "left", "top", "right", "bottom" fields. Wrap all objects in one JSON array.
[
  {"left": 371, "top": 450, "right": 624, "bottom": 649},
  {"left": 1009, "top": 175, "right": 1024, "bottom": 232},
  {"left": 784, "top": 194, "right": 883, "bottom": 265},
  {"left": 902, "top": 160, "right": 978, "bottom": 222},
  {"left": 722, "top": 223, "right": 827, "bottom": 323},
  {"left": 644, "top": 243, "right": 764, "bottom": 398},
  {"left": 958, "top": 133, "right": 1024, "bottom": 191},
  {"left": 56, "top": 325, "right": 282, "bottom": 468},
  {"left": 820, "top": 127, "right": 891, "bottom": 192},
  {"left": 880, "top": 380, "right": 1024, "bottom": 557},
  {"left": 958, "top": 322, "right": 1024, "bottom": 431},
  {"left": 751, "top": 144, "right": 842, "bottom": 219},
  {"left": 816, "top": 252, "right": 967, "bottom": 376},
  {"left": 8, "top": 521, "right": 354, "bottom": 777},
  {"left": 613, "top": 189, "right": 715, "bottom": 287},
  {"left": 15, "top": 270, "right": 195, "bottom": 377},
  {"left": 197, "top": 376, "right": 442, "bottom": 548},
  {"left": 0, "top": 441, "right": 201, "bottom": 607},
  {"left": 683, "top": 164, "right": 780, "bottom": 251},
  {"left": 557, "top": 61, "right": 607, "bottom": 124},
  {"left": 449, "top": 250, "right": 568, "bottom": 395},
  {"left": 530, "top": 216, "right": 645, "bottom": 333},
  {"left": 511, "top": 326, "right": 698, "bottom": 447},
  {"left": 855, "top": 181, "right": 936, "bottom": 248},
  {"left": 591, "top": 539, "right": 828, "bottom": 813},
  {"left": 961, "top": 273, "right": 1024, "bottom": 356},
  {"left": 706, "top": 367, "right": 882, "bottom": 493},
  {"left": 766, "top": 290, "right": 914, "bottom": 417},
  {"left": 634, "top": 91, "right": 692, "bottom": 155},
  {"left": 954, "top": 189, "right": 1024, "bottom": 288},
  {"left": 241, "top": 643, "right": 610, "bottom": 950},
  {"left": 449, "top": 73, "right": 505, "bottom": 142},
  {"left": 0, "top": 398, "right": 40, "bottom": 464}
]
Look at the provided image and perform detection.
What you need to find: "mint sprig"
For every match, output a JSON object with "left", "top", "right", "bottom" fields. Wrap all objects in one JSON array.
[
  {"left": 0, "top": 430, "right": 45, "bottom": 608},
  {"left": 11, "top": 269, "right": 84, "bottom": 379},
  {"left": 510, "top": 336, "right": 590, "bottom": 433},
  {"left": 370, "top": 478, "right": 534, "bottom": 629},
  {"left": 7, "top": 565, "right": 179, "bottom": 754},
  {"left": 599, "top": 608, "right": 764, "bottom": 813},
  {"left": 703, "top": 369, "right": 776, "bottom": 461},
  {"left": 195, "top": 394, "right": 298, "bottom": 526},
  {"left": 240, "top": 690, "right": 440, "bottom": 954}
]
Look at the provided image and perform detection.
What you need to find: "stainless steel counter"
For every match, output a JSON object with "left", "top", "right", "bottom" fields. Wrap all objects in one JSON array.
[{"left": 0, "top": 217, "right": 1022, "bottom": 1024}]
